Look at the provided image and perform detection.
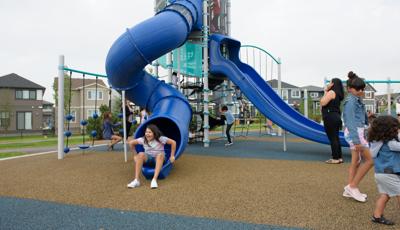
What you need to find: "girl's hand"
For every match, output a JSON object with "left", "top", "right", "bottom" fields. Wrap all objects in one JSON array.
[
  {"left": 355, "top": 144, "right": 363, "bottom": 152},
  {"left": 325, "top": 82, "right": 333, "bottom": 92},
  {"left": 169, "top": 155, "right": 175, "bottom": 163}
]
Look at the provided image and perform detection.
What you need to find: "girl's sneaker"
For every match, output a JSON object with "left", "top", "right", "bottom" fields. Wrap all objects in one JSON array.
[
  {"left": 150, "top": 179, "right": 158, "bottom": 189},
  {"left": 371, "top": 216, "right": 394, "bottom": 225},
  {"left": 127, "top": 179, "right": 140, "bottom": 188}
]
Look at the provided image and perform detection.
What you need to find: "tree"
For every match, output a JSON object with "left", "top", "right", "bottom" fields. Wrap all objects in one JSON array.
[
  {"left": 53, "top": 74, "right": 73, "bottom": 112},
  {"left": 86, "top": 104, "right": 113, "bottom": 140},
  {"left": 0, "top": 89, "right": 12, "bottom": 133}
]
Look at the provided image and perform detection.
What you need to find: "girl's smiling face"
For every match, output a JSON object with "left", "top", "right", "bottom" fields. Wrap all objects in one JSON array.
[{"left": 145, "top": 128, "right": 154, "bottom": 141}]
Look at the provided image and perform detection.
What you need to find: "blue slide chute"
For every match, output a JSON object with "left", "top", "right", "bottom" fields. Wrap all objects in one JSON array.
[
  {"left": 105, "top": 0, "right": 203, "bottom": 179},
  {"left": 209, "top": 34, "right": 348, "bottom": 146}
]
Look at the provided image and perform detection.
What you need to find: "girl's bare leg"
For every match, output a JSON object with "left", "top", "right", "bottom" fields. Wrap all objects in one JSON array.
[
  {"left": 153, "top": 154, "right": 165, "bottom": 180},
  {"left": 350, "top": 148, "right": 373, "bottom": 188},
  {"left": 134, "top": 152, "right": 146, "bottom": 180},
  {"left": 373, "top": 194, "right": 390, "bottom": 218}
]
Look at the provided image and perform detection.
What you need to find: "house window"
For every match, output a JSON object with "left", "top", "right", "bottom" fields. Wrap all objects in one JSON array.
[
  {"left": 16, "top": 89, "right": 36, "bottom": 100},
  {"left": 310, "top": 92, "right": 319, "bottom": 98},
  {"left": 17, "top": 112, "right": 32, "bottom": 130},
  {"left": 87, "top": 109, "right": 99, "bottom": 119},
  {"left": 29, "top": 90, "right": 36, "bottom": 100},
  {"left": 281, "top": 90, "right": 288, "bottom": 100},
  {"left": 365, "top": 105, "right": 374, "bottom": 113},
  {"left": 0, "top": 111, "right": 10, "bottom": 128},
  {"left": 36, "top": 90, "right": 43, "bottom": 100},
  {"left": 314, "top": 102, "right": 321, "bottom": 115},
  {"left": 365, "top": 92, "right": 372, "bottom": 99},
  {"left": 23, "top": 90, "right": 29, "bottom": 99},
  {"left": 16, "top": 90, "right": 23, "bottom": 99},
  {"left": 291, "top": 89, "right": 300, "bottom": 98},
  {"left": 87, "top": 90, "right": 103, "bottom": 100}
]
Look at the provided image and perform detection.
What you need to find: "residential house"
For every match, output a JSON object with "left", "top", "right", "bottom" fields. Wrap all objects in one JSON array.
[
  {"left": 342, "top": 82, "right": 377, "bottom": 113},
  {"left": 0, "top": 73, "right": 46, "bottom": 134},
  {"left": 300, "top": 85, "right": 324, "bottom": 115},
  {"left": 266, "top": 79, "right": 302, "bottom": 106},
  {"left": 54, "top": 77, "right": 110, "bottom": 133},
  {"left": 375, "top": 93, "right": 400, "bottom": 114},
  {"left": 361, "top": 83, "right": 377, "bottom": 113},
  {"left": 42, "top": 100, "right": 55, "bottom": 131}
]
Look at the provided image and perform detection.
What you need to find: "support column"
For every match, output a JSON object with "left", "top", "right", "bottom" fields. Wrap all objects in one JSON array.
[
  {"left": 167, "top": 52, "right": 173, "bottom": 84},
  {"left": 387, "top": 77, "right": 391, "bottom": 115},
  {"left": 57, "top": 55, "right": 65, "bottom": 160},
  {"left": 122, "top": 90, "right": 128, "bottom": 162},
  {"left": 202, "top": 0, "right": 210, "bottom": 147}
]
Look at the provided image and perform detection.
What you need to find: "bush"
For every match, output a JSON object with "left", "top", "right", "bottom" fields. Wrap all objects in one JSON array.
[{"left": 86, "top": 116, "right": 102, "bottom": 140}]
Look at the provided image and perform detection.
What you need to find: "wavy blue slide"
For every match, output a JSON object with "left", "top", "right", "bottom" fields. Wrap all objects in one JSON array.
[
  {"left": 105, "top": 0, "right": 203, "bottom": 179},
  {"left": 209, "top": 34, "right": 348, "bottom": 147}
]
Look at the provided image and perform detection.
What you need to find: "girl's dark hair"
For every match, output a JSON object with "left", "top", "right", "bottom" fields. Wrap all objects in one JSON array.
[
  {"left": 346, "top": 71, "right": 365, "bottom": 91},
  {"left": 103, "top": 111, "right": 111, "bottom": 120},
  {"left": 144, "top": 124, "right": 163, "bottom": 146},
  {"left": 221, "top": 105, "right": 228, "bottom": 111},
  {"left": 368, "top": 115, "right": 400, "bottom": 142},
  {"left": 331, "top": 78, "right": 344, "bottom": 101}
]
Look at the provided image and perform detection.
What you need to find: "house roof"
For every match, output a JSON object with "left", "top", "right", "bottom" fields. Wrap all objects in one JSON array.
[
  {"left": 300, "top": 85, "right": 324, "bottom": 92},
  {"left": 342, "top": 81, "right": 377, "bottom": 92},
  {"left": 43, "top": 100, "right": 54, "bottom": 105},
  {"left": 266, "top": 79, "right": 299, "bottom": 89},
  {"left": 0, "top": 73, "right": 45, "bottom": 90},
  {"left": 375, "top": 93, "right": 400, "bottom": 101},
  {"left": 54, "top": 77, "right": 108, "bottom": 90}
]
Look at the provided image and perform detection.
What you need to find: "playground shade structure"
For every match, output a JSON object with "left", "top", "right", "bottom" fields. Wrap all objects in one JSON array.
[{"left": 105, "top": 0, "right": 347, "bottom": 179}]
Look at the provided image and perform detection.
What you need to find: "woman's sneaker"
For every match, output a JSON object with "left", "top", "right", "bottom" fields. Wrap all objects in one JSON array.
[
  {"left": 127, "top": 179, "right": 140, "bottom": 188},
  {"left": 371, "top": 216, "right": 394, "bottom": 225},
  {"left": 150, "top": 179, "right": 158, "bottom": 189},
  {"left": 344, "top": 185, "right": 366, "bottom": 202}
]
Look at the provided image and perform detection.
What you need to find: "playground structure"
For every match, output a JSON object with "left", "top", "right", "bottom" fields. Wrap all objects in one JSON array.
[
  {"left": 59, "top": 0, "right": 400, "bottom": 179},
  {"left": 103, "top": 0, "right": 347, "bottom": 180},
  {"left": 57, "top": 63, "right": 137, "bottom": 162},
  {"left": 56, "top": 0, "right": 343, "bottom": 179}
]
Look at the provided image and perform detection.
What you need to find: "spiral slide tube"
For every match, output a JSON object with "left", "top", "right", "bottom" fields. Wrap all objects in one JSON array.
[
  {"left": 209, "top": 34, "right": 349, "bottom": 147},
  {"left": 105, "top": 0, "right": 202, "bottom": 179}
]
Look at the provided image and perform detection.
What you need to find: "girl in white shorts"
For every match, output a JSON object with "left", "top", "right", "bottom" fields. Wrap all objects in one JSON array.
[
  {"left": 127, "top": 124, "right": 176, "bottom": 189},
  {"left": 368, "top": 115, "right": 400, "bottom": 225}
]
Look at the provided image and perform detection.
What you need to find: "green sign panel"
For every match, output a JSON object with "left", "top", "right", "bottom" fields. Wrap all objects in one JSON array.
[{"left": 158, "top": 42, "right": 203, "bottom": 77}]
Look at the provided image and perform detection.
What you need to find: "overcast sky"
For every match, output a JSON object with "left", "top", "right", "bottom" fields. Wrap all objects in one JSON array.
[{"left": 1, "top": 0, "right": 399, "bottom": 102}]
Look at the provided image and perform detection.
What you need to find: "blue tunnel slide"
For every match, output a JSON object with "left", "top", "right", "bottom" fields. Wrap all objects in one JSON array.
[
  {"left": 106, "top": 0, "right": 347, "bottom": 179},
  {"left": 106, "top": 0, "right": 202, "bottom": 179}
]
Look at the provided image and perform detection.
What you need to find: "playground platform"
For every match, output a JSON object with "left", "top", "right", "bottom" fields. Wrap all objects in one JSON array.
[{"left": 0, "top": 134, "right": 398, "bottom": 229}]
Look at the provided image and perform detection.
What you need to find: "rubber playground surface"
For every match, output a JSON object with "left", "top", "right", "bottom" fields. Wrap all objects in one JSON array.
[{"left": 0, "top": 133, "right": 398, "bottom": 229}]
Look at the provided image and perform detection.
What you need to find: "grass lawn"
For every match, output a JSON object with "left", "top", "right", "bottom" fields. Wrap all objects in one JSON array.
[
  {"left": 0, "top": 134, "right": 57, "bottom": 142},
  {"left": 0, "top": 136, "right": 97, "bottom": 150},
  {"left": 0, "top": 152, "right": 26, "bottom": 159}
]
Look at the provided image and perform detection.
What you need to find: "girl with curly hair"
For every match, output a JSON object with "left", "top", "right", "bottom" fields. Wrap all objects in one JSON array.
[{"left": 368, "top": 115, "right": 400, "bottom": 225}]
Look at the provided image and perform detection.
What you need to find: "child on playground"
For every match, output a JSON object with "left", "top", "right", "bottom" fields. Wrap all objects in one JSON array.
[
  {"left": 127, "top": 124, "right": 176, "bottom": 189},
  {"left": 342, "top": 71, "right": 373, "bottom": 202},
  {"left": 221, "top": 105, "right": 234, "bottom": 146},
  {"left": 368, "top": 115, "right": 400, "bottom": 225},
  {"left": 102, "top": 111, "right": 122, "bottom": 150}
]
